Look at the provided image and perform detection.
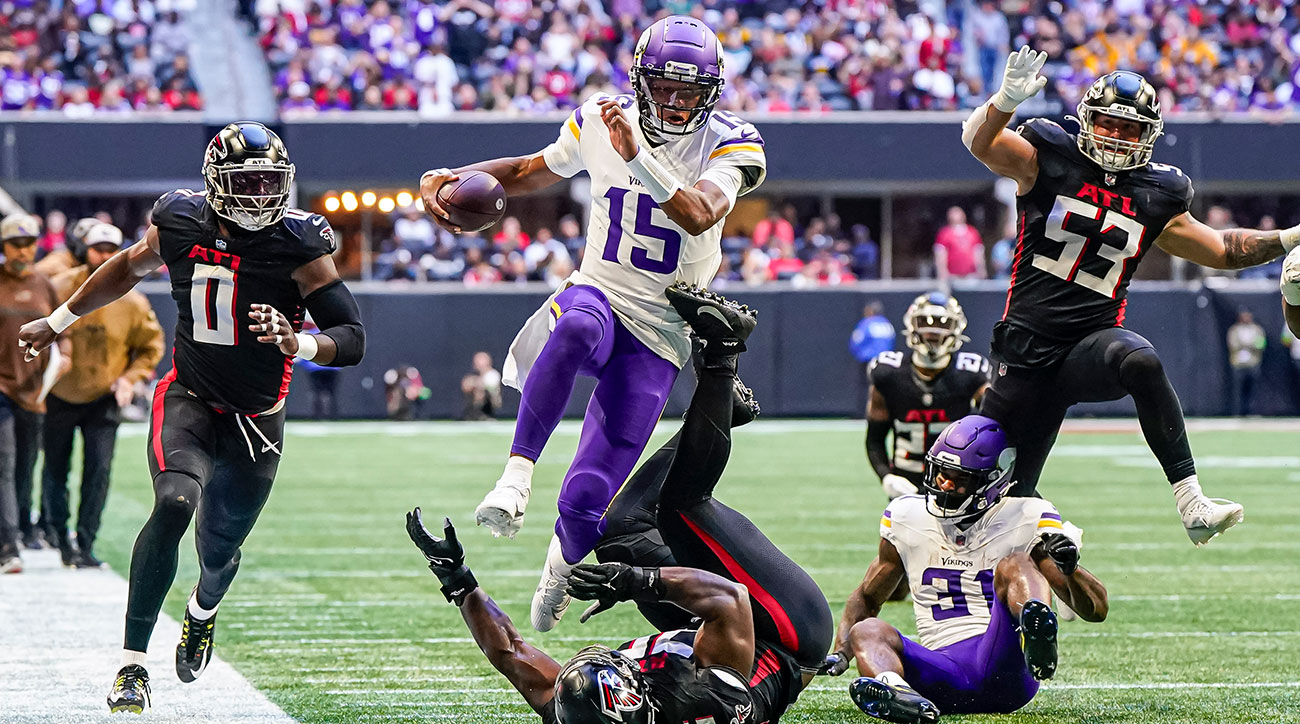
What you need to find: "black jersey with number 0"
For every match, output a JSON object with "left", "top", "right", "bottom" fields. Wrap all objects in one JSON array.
[
  {"left": 996, "top": 118, "right": 1194, "bottom": 368},
  {"left": 152, "top": 190, "right": 336, "bottom": 414},
  {"left": 541, "top": 629, "right": 801, "bottom": 724},
  {"left": 869, "top": 350, "right": 991, "bottom": 485}
]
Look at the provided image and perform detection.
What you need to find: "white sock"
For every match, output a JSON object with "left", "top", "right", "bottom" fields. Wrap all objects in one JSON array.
[
  {"left": 188, "top": 590, "right": 219, "bottom": 620},
  {"left": 546, "top": 533, "right": 577, "bottom": 575},
  {"left": 500, "top": 456, "right": 535, "bottom": 489},
  {"left": 121, "top": 649, "right": 148, "bottom": 668},
  {"left": 1171, "top": 475, "right": 1203, "bottom": 515},
  {"left": 878, "top": 671, "right": 911, "bottom": 690}
]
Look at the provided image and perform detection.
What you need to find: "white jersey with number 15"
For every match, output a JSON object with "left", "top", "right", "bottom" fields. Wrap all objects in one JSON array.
[{"left": 542, "top": 93, "right": 766, "bottom": 367}]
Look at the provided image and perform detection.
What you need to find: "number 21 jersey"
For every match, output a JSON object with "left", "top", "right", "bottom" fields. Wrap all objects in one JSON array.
[
  {"left": 996, "top": 119, "right": 1193, "bottom": 368},
  {"left": 152, "top": 189, "right": 335, "bottom": 414}
]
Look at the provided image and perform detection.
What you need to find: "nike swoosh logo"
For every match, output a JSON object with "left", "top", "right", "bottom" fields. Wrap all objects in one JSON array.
[
  {"left": 427, "top": 556, "right": 454, "bottom": 565},
  {"left": 696, "top": 306, "right": 731, "bottom": 326}
]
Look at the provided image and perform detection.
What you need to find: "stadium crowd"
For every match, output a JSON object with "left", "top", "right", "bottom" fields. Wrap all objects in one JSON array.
[
  {"left": 252, "top": 0, "right": 1300, "bottom": 116},
  {"left": 0, "top": 0, "right": 201, "bottom": 113}
]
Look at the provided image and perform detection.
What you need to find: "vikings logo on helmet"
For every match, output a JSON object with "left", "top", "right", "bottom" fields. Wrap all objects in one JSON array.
[{"left": 597, "top": 668, "right": 645, "bottom": 720}]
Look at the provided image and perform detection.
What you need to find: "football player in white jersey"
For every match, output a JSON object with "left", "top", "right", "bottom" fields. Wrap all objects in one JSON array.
[
  {"left": 418, "top": 15, "right": 766, "bottom": 632},
  {"left": 822, "top": 415, "right": 1108, "bottom": 723}
]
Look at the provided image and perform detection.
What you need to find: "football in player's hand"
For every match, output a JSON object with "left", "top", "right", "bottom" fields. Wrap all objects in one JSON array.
[{"left": 436, "top": 171, "right": 506, "bottom": 232}]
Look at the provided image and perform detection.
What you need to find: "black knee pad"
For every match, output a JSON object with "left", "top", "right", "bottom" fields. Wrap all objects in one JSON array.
[
  {"left": 1115, "top": 343, "right": 1164, "bottom": 388},
  {"left": 153, "top": 471, "right": 201, "bottom": 519},
  {"left": 594, "top": 530, "right": 676, "bottom": 568}
]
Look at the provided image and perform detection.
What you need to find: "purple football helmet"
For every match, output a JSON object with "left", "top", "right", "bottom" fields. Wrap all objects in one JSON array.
[
  {"left": 630, "top": 16, "right": 725, "bottom": 137},
  {"left": 922, "top": 415, "right": 1017, "bottom": 520}
]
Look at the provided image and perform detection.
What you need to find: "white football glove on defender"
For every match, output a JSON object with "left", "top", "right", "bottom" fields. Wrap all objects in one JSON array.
[
  {"left": 882, "top": 474, "right": 919, "bottom": 500},
  {"left": 1281, "top": 245, "right": 1300, "bottom": 306},
  {"left": 992, "top": 45, "right": 1048, "bottom": 113}
]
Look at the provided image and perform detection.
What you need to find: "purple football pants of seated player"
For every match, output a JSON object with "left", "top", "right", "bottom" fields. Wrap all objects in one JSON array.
[
  {"left": 898, "top": 593, "right": 1040, "bottom": 714},
  {"left": 510, "top": 284, "right": 679, "bottom": 564}
]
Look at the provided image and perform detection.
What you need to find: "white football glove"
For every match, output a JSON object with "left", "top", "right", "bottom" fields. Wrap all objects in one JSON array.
[
  {"left": 992, "top": 45, "right": 1048, "bottom": 113},
  {"left": 1281, "top": 245, "right": 1300, "bottom": 306},
  {"left": 882, "top": 474, "right": 919, "bottom": 500}
]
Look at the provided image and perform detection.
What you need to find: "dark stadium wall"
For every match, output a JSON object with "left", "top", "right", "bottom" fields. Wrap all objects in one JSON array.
[{"left": 139, "top": 286, "right": 1295, "bottom": 420}]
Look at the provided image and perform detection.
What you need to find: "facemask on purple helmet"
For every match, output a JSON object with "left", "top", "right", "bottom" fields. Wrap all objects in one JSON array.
[
  {"left": 922, "top": 415, "right": 1016, "bottom": 520},
  {"left": 630, "top": 16, "right": 725, "bottom": 137}
]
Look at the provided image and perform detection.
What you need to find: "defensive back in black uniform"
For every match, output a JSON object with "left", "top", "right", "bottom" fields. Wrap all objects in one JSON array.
[
  {"left": 866, "top": 293, "right": 990, "bottom": 500},
  {"left": 19, "top": 122, "right": 366, "bottom": 714},
  {"left": 963, "top": 47, "right": 1297, "bottom": 547}
]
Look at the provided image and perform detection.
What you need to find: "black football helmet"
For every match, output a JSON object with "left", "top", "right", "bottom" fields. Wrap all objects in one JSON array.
[
  {"left": 554, "top": 646, "right": 653, "bottom": 724},
  {"left": 903, "top": 292, "right": 968, "bottom": 371},
  {"left": 1071, "top": 71, "right": 1163, "bottom": 172},
  {"left": 202, "top": 122, "right": 295, "bottom": 230}
]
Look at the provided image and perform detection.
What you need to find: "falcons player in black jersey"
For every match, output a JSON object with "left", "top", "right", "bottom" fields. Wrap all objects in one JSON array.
[
  {"left": 406, "top": 288, "right": 831, "bottom": 724},
  {"left": 962, "top": 47, "right": 1298, "bottom": 546},
  {"left": 866, "top": 293, "right": 990, "bottom": 501},
  {"left": 18, "top": 122, "right": 365, "bottom": 713}
]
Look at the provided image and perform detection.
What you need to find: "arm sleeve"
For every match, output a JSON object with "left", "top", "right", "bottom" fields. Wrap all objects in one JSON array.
[
  {"left": 696, "top": 164, "right": 745, "bottom": 213},
  {"left": 541, "top": 107, "right": 585, "bottom": 179},
  {"left": 704, "top": 124, "right": 767, "bottom": 198},
  {"left": 866, "top": 417, "right": 893, "bottom": 480},
  {"left": 879, "top": 503, "right": 900, "bottom": 545},
  {"left": 304, "top": 279, "right": 366, "bottom": 367},
  {"left": 122, "top": 301, "right": 165, "bottom": 385}
]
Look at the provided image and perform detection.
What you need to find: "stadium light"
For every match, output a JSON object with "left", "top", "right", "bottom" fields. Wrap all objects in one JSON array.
[
  {"left": 378, "top": 196, "right": 396, "bottom": 213},
  {"left": 415, "top": 197, "right": 424, "bottom": 211},
  {"left": 396, "top": 191, "right": 414, "bottom": 208},
  {"left": 341, "top": 191, "right": 359, "bottom": 212},
  {"left": 323, "top": 196, "right": 340, "bottom": 213},
  {"left": 361, "top": 191, "right": 377, "bottom": 207}
]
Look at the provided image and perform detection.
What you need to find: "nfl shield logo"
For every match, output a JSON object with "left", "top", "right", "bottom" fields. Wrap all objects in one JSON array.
[
  {"left": 216, "top": 239, "right": 228, "bottom": 250},
  {"left": 922, "top": 393, "right": 933, "bottom": 406},
  {"left": 955, "top": 535, "right": 966, "bottom": 546},
  {"left": 1104, "top": 172, "right": 1117, "bottom": 186}
]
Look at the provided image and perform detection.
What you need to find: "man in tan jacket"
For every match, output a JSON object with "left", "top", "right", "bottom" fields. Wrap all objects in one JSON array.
[
  {"left": 0, "top": 213, "right": 68, "bottom": 573},
  {"left": 44, "top": 223, "right": 164, "bottom": 567}
]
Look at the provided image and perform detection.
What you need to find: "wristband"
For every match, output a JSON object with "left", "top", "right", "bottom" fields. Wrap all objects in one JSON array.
[
  {"left": 437, "top": 565, "right": 479, "bottom": 605},
  {"left": 47, "top": 303, "right": 81, "bottom": 333},
  {"left": 990, "top": 90, "right": 1021, "bottom": 114},
  {"left": 626, "top": 150, "right": 682, "bottom": 204},
  {"left": 632, "top": 567, "right": 666, "bottom": 602},
  {"left": 1280, "top": 226, "right": 1300, "bottom": 253},
  {"left": 294, "top": 332, "right": 320, "bottom": 361}
]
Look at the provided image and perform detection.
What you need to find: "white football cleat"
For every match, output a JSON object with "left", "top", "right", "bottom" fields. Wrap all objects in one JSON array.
[
  {"left": 475, "top": 481, "right": 530, "bottom": 539},
  {"left": 1181, "top": 497, "right": 1244, "bottom": 547},
  {"left": 530, "top": 535, "right": 574, "bottom": 632},
  {"left": 881, "top": 473, "right": 919, "bottom": 500}
]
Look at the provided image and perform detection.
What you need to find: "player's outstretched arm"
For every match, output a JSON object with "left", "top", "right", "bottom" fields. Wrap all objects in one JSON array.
[
  {"left": 961, "top": 46, "right": 1045, "bottom": 194},
  {"left": 17, "top": 225, "right": 164, "bottom": 362},
  {"left": 406, "top": 509, "right": 560, "bottom": 714},
  {"left": 598, "top": 99, "right": 731, "bottom": 235},
  {"left": 1156, "top": 213, "right": 1297, "bottom": 270},
  {"left": 419, "top": 154, "right": 562, "bottom": 233},
  {"left": 835, "top": 538, "right": 906, "bottom": 659},
  {"left": 1031, "top": 534, "right": 1108, "bottom": 622}
]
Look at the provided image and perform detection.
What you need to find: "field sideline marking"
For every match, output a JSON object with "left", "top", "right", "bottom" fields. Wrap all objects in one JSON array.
[{"left": 0, "top": 550, "right": 294, "bottom": 724}]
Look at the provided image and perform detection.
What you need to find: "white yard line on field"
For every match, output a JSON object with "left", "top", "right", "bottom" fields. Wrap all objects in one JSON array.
[{"left": 0, "top": 550, "right": 296, "bottom": 724}]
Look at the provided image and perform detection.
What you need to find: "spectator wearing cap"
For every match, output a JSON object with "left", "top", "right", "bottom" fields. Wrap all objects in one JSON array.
[
  {"left": 0, "top": 214, "right": 70, "bottom": 573},
  {"left": 42, "top": 223, "right": 163, "bottom": 568},
  {"left": 35, "top": 216, "right": 98, "bottom": 278}
]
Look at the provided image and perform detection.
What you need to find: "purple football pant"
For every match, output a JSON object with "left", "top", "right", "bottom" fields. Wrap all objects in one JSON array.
[
  {"left": 509, "top": 284, "right": 679, "bottom": 564},
  {"left": 898, "top": 593, "right": 1039, "bottom": 714}
]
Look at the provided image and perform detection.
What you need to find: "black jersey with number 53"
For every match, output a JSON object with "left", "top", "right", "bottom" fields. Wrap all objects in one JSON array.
[
  {"left": 995, "top": 118, "right": 1193, "bottom": 368},
  {"left": 152, "top": 189, "right": 335, "bottom": 414}
]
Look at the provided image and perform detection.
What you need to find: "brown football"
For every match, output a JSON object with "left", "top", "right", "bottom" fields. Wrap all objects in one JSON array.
[{"left": 436, "top": 171, "right": 507, "bottom": 232}]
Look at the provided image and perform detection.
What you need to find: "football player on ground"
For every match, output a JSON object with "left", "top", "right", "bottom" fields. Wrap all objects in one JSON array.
[
  {"left": 867, "top": 293, "right": 990, "bottom": 501},
  {"left": 962, "top": 47, "right": 1299, "bottom": 545},
  {"left": 1283, "top": 247, "right": 1300, "bottom": 337},
  {"left": 405, "top": 287, "right": 831, "bottom": 724},
  {"left": 822, "top": 416, "right": 1108, "bottom": 723},
  {"left": 418, "top": 15, "right": 766, "bottom": 632},
  {"left": 17, "top": 122, "right": 365, "bottom": 714}
]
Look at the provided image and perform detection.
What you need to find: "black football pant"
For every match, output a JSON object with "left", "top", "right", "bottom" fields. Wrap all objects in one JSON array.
[
  {"left": 124, "top": 372, "right": 283, "bottom": 652},
  {"left": 0, "top": 392, "right": 43, "bottom": 546},
  {"left": 980, "top": 327, "right": 1196, "bottom": 497},
  {"left": 42, "top": 393, "right": 120, "bottom": 553},
  {"left": 597, "top": 359, "right": 833, "bottom": 673}
]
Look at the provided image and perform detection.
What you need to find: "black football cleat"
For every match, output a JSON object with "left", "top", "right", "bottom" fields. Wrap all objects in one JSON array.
[
  {"left": 107, "top": 664, "right": 151, "bottom": 714},
  {"left": 176, "top": 607, "right": 217, "bottom": 683},
  {"left": 731, "top": 379, "right": 760, "bottom": 427},
  {"left": 850, "top": 677, "right": 939, "bottom": 724},
  {"left": 666, "top": 282, "right": 757, "bottom": 353},
  {"left": 1019, "top": 598, "right": 1058, "bottom": 680}
]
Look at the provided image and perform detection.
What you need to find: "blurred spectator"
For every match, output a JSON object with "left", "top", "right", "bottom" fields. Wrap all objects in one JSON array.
[
  {"left": 753, "top": 207, "right": 794, "bottom": 249},
  {"left": 384, "top": 364, "right": 430, "bottom": 420},
  {"left": 850, "top": 301, "right": 897, "bottom": 366},
  {"left": 1227, "top": 308, "right": 1266, "bottom": 416},
  {"left": 523, "top": 227, "right": 571, "bottom": 280},
  {"left": 968, "top": 1, "right": 1011, "bottom": 96},
  {"left": 460, "top": 351, "right": 502, "bottom": 421},
  {"left": 1284, "top": 323, "right": 1300, "bottom": 407},
  {"left": 38, "top": 212, "right": 65, "bottom": 257},
  {"left": 934, "top": 206, "right": 986, "bottom": 283},
  {"left": 393, "top": 206, "right": 437, "bottom": 255},
  {"left": 849, "top": 224, "right": 880, "bottom": 280}
]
